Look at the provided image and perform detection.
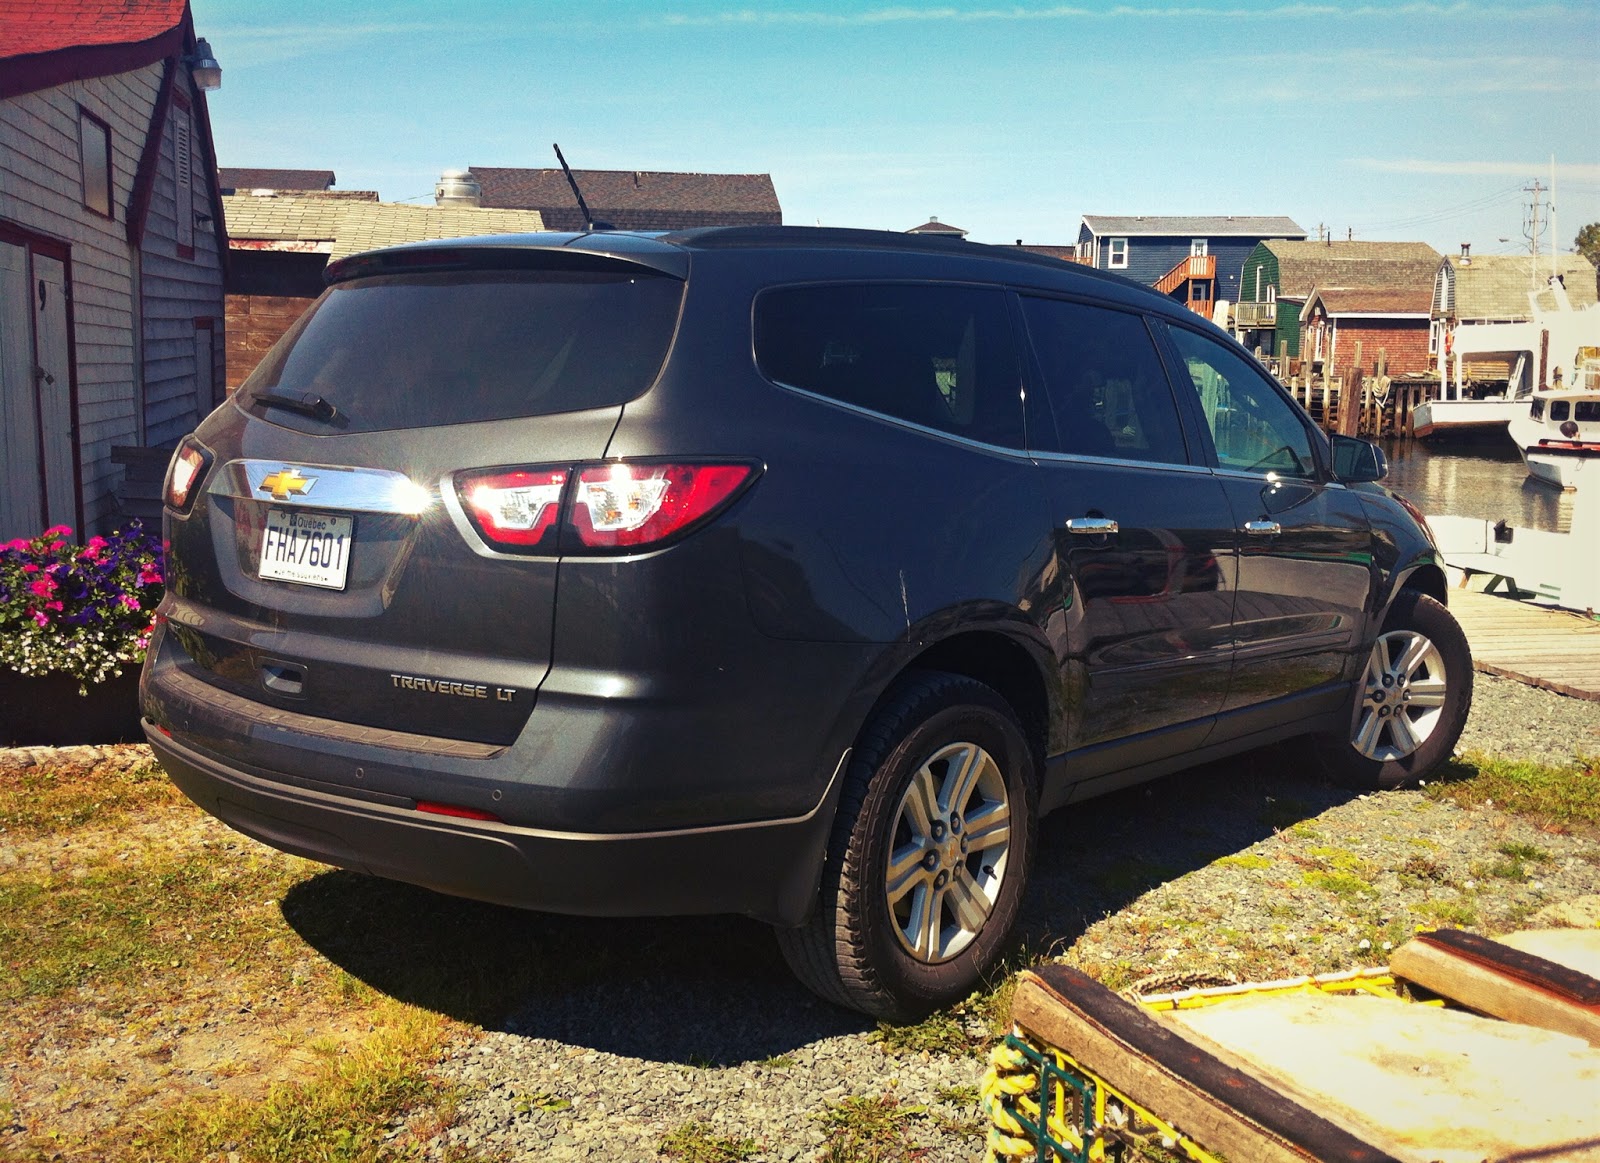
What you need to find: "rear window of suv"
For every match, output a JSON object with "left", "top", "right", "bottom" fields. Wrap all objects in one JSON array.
[
  {"left": 754, "top": 283, "right": 1026, "bottom": 449},
  {"left": 239, "top": 268, "right": 684, "bottom": 433}
]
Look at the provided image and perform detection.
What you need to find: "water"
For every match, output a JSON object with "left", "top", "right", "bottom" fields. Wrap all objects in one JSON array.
[{"left": 1377, "top": 437, "right": 1574, "bottom": 534}]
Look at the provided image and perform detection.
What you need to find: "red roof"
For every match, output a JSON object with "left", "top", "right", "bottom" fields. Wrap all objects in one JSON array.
[{"left": 1, "top": 0, "right": 189, "bottom": 99}]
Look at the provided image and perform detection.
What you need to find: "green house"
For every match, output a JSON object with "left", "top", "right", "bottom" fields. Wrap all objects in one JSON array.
[{"left": 1237, "top": 240, "right": 1439, "bottom": 360}]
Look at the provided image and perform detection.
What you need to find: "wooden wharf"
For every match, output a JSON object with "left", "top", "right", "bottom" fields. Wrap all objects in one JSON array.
[
  {"left": 1448, "top": 589, "right": 1600, "bottom": 702},
  {"left": 1262, "top": 340, "right": 1438, "bottom": 440}
]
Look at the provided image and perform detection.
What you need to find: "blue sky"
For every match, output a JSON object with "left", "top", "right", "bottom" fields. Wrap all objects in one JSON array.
[{"left": 199, "top": 1, "right": 1598, "bottom": 255}]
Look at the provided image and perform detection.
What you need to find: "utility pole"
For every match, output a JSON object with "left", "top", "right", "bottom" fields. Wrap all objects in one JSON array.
[{"left": 1523, "top": 179, "right": 1546, "bottom": 286}]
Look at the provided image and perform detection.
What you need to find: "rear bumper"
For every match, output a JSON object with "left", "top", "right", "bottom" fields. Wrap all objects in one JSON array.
[{"left": 147, "top": 722, "right": 846, "bottom": 927}]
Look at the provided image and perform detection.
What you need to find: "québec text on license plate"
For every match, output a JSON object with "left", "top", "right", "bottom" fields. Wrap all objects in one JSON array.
[{"left": 259, "top": 508, "right": 353, "bottom": 590}]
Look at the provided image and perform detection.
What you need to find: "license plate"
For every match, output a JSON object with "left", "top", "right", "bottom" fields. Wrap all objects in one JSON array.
[{"left": 258, "top": 509, "right": 353, "bottom": 590}]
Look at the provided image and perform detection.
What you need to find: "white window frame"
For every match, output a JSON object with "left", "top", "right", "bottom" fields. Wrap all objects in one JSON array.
[
  {"left": 1190, "top": 238, "right": 1208, "bottom": 257},
  {"left": 78, "top": 107, "right": 112, "bottom": 218},
  {"left": 1253, "top": 267, "right": 1262, "bottom": 300},
  {"left": 1107, "top": 237, "right": 1128, "bottom": 269}
]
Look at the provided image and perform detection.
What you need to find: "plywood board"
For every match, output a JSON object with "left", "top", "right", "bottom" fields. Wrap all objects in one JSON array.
[{"left": 1167, "top": 992, "right": 1600, "bottom": 1163}]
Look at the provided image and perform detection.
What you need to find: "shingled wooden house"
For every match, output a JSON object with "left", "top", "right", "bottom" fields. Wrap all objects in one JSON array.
[
  {"left": 1075, "top": 215, "right": 1305, "bottom": 318},
  {"left": 470, "top": 167, "right": 781, "bottom": 230},
  {"left": 0, "top": 0, "right": 225, "bottom": 539},
  {"left": 222, "top": 192, "right": 546, "bottom": 389},
  {"left": 1236, "top": 240, "right": 1439, "bottom": 371}
]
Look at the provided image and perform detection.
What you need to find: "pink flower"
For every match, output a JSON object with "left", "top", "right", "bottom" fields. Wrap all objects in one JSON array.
[
  {"left": 22, "top": 563, "right": 39, "bottom": 574},
  {"left": 120, "top": 593, "right": 140, "bottom": 610},
  {"left": 43, "top": 525, "right": 72, "bottom": 540},
  {"left": 4, "top": 538, "right": 29, "bottom": 551},
  {"left": 45, "top": 600, "right": 63, "bottom": 611},
  {"left": 31, "top": 610, "right": 49, "bottom": 627},
  {"left": 29, "top": 578, "right": 56, "bottom": 597},
  {"left": 138, "top": 563, "right": 162, "bottom": 585}
]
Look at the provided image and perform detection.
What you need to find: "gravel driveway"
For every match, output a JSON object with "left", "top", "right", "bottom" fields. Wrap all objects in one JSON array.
[{"left": 416, "top": 673, "right": 1600, "bottom": 1162}]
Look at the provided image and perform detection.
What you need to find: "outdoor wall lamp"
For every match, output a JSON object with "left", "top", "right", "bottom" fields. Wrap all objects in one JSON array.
[{"left": 187, "top": 38, "right": 222, "bottom": 91}]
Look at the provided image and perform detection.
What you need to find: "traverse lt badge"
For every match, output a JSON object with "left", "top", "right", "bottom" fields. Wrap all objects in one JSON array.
[{"left": 258, "top": 468, "right": 316, "bottom": 500}]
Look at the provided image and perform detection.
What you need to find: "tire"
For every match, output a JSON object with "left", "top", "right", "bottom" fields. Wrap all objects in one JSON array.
[
  {"left": 1320, "top": 590, "right": 1472, "bottom": 791},
  {"left": 776, "top": 670, "right": 1037, "bottom": 1020}
]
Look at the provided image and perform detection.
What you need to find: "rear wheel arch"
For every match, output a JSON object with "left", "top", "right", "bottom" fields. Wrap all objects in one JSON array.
[{"left": 904, "top": 631, "right": 1051, "bottom": 773}]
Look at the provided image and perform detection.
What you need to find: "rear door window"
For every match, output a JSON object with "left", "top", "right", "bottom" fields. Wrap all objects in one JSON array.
[
  {"left": 240, "top": 268, "right": 684, "bottom": 434},
  {"left": 1018, "top": 295, "right": 1190, "bottom": 464},
  {"left": 754, "top": 283, "right": 1027, "bottom": 449},
  {"left": 1164, "top": 324, "right": 1318, "bottom": 478}
]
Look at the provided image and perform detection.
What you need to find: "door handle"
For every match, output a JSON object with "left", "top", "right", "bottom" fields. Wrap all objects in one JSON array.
[
  {"left": 1243, "top": 520, "right": 1281, "bottom": 536},
  {"left": 1066, "top": 516, "right": 1119, "bottom": 535}
]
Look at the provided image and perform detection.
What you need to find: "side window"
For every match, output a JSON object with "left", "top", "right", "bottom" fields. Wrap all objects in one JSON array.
[
  {"left": 79, "top": 108, "right": 112, "bottom": 218},
  {"left": 1107, "top": 238, "right": 1128, "bottom": 269},
  {"left": 1167, "top": 325, "right": 1316, "bottom": 478},
  {"left": 1020, "top": 296, "right": 1188, "bottom": 464},
  {"left": 754, "top": 283, "right": 1025, "bottom": 449}
]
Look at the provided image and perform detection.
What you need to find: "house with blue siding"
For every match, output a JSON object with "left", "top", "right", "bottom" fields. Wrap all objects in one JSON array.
[{"left": 1075, "top": 215, "right": 1306, "bottom": 318}]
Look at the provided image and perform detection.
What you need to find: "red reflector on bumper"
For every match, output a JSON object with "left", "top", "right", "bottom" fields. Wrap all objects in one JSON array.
[{"left": 416, "top": 800, "right": 502, "bottom": 822}]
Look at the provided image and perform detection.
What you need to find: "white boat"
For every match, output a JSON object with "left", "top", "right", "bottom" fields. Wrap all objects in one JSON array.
[
  {"left": 1507, "top": 363, "right": 1600, "bottom": 489},
  {"left": 1412, "top": 393, "right": 1525, "bottom": 439},
  {"left": 1416, "top": 276, "right": 1600, "bottom": 441},
  {"left": 1428, "top": 475, "right": 1600, "bottom": 613}
]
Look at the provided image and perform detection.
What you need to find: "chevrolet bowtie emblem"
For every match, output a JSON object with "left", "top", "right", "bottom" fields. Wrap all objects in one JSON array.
[{"left": 258, "top": 468, "right": 316, "bottom": 500}]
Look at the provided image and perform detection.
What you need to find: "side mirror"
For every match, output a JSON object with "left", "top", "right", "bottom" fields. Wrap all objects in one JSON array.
[{"left": 1330, "top": 434, "right": 1387, "bottom": 482}]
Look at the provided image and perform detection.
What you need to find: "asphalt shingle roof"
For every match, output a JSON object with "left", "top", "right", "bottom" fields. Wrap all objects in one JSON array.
[
  {"left": 1262, "top": 240, "right": 1442, "bottom": 300},
  {"left": 471, "top": 167, "right": 781, "bottom": 231},
  {"left": 221, "top": 195, "right": 548, "bottom": 258},
  {"left": 1307, "top": 287, "right": 1434, "bottom": 315},
  {"left": 1442, "top": 253, "right": 1598, "bottom": 319},
  {"left": 906, "top": 218, "right": 967, "bottom": 236},
  {"left": 1082, "top": 215, "right": 1305, "bottom": 238},
  {"left": 220, "top": 168, "right": 337, "bottom": 192},
  {"left": 0, "top": 0, "right": 185, "bottom": 59}
]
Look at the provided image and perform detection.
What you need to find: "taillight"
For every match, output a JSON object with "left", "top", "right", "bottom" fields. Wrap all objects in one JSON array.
[
  {"left": 570, "top": 463, "right": 754, "bottom": 550},
  {"left": 164, "top": 437, "right": 212, "bottom": 513},
  {"left": 452, "top": 460, "right": 757, "bottom": 554},
  {"left": 458, "top": 468, "right": 567, "bottom": 552}
]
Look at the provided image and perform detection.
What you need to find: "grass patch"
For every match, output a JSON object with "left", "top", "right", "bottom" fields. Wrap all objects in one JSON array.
[
  {"left": 1399, "top": 854, "right": 1448, "bottom": 883},
  {"left": 658, "top": 1119, "right": 758, "bottom": 1163},
  {"left": 126, "top": 1003, "right": 459, "bottom": 1163},
  {"left": 1426, "top": 753, "right": 1599, "bottom": 836},
  {"left": 1300, "top": 870, "right": 1377, "bottom": 899},
  {"left": 1214, "top": 854, "right": 1273, "bottom": 871},
  {"left": 0, "top": 751, "right": 180, "bottom": 837},
  {"left": 816, "top": 1094, "right": 927, "bottom": 1163},
  {"left": 0, "top": 842, "right": 315, "bottom": 1005},
  {"left": 1418, "top": 896, "right": 1478, "bottom": 927}
]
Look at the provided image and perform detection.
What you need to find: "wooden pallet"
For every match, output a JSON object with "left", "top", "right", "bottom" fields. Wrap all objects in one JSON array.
[{"left": 1449, "top": 588, "right": 1600, "bottom": 701}]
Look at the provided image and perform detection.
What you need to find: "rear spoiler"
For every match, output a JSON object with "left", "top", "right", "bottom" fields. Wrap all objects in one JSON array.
[{"left": 325, "top": 233, "right": 689, "bottom": 285}]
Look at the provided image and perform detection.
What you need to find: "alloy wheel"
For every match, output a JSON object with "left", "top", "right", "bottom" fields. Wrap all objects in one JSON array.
[
  {"left": 1354, "top": 629, "right": 1448, "bottom": 761},
  {"left": 884, "top": 741, "right": 1012, "bottom": 963}
]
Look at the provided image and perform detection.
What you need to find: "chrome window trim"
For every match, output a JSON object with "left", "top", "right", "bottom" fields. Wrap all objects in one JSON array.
[
  {"left": 211, "top": 459, "right": 432, "bottom": 515},
  {"left": 1028, "top": 448, "right": 1211, "bottom": 474}
]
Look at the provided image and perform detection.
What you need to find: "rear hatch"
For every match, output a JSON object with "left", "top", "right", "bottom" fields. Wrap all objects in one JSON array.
[{"left": 163, "top": 241, "right": 686, "bottom": 744}]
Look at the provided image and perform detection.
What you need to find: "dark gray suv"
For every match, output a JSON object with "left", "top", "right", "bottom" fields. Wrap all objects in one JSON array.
[{"left": 144, "top": 227, "right": 1470, "bottom": 1018}]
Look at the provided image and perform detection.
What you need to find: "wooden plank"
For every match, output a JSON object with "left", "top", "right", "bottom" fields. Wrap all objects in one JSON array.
[
  {"left": 1448, "top": 589, "right": 1600, "bottom": 701},
  {"left": 1010, "top": 967, "right": 1392, "bottom": 1163},
  {"left": 1390, "top": 931, "right": 1600, "bottom": 1048}
]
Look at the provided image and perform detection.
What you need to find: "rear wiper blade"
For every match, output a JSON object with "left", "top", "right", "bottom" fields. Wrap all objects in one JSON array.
[{"left": 252, "top": 390, "right": 339, "bottom": 423}]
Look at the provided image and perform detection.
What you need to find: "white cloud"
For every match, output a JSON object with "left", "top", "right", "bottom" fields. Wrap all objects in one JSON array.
[
  {"left": 653, "top": 3, "right": 1572, "bottom": 28},
  {"left": 1353, "top": 158, "right": 1600, "bottom": 180}
]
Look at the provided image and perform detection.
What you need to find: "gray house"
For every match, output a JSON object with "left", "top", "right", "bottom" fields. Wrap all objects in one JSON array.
[{"left": 1, "top": 0, "right": 226, "bottom": 539}]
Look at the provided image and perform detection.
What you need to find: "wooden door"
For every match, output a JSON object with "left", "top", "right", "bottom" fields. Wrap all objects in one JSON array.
[
  {"left": 32, "top": 254, "right": 76, "bottom": 529},
  {"left": 0, "top": 240, "right": 44, "bottom": 538}
]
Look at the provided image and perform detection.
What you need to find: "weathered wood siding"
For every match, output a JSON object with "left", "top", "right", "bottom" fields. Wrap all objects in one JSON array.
[
  {"left": 0, "top": 66, "right": 160, "bottom": 533},
  {"left": 140, "top": 97, "right": 225, "bottom": 449},
  {"left": 226, "top": 293, "right": 314, "bottom": 391}
]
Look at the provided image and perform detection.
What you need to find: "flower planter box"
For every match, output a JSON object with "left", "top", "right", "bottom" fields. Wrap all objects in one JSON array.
[{"left": 0, "top": 667, "right": 144, "bottom": 746}]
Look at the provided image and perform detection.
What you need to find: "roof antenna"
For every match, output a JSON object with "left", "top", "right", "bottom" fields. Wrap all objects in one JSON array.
[{"left": 552, "top": 143, "right": 609, "bottom": 230}]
